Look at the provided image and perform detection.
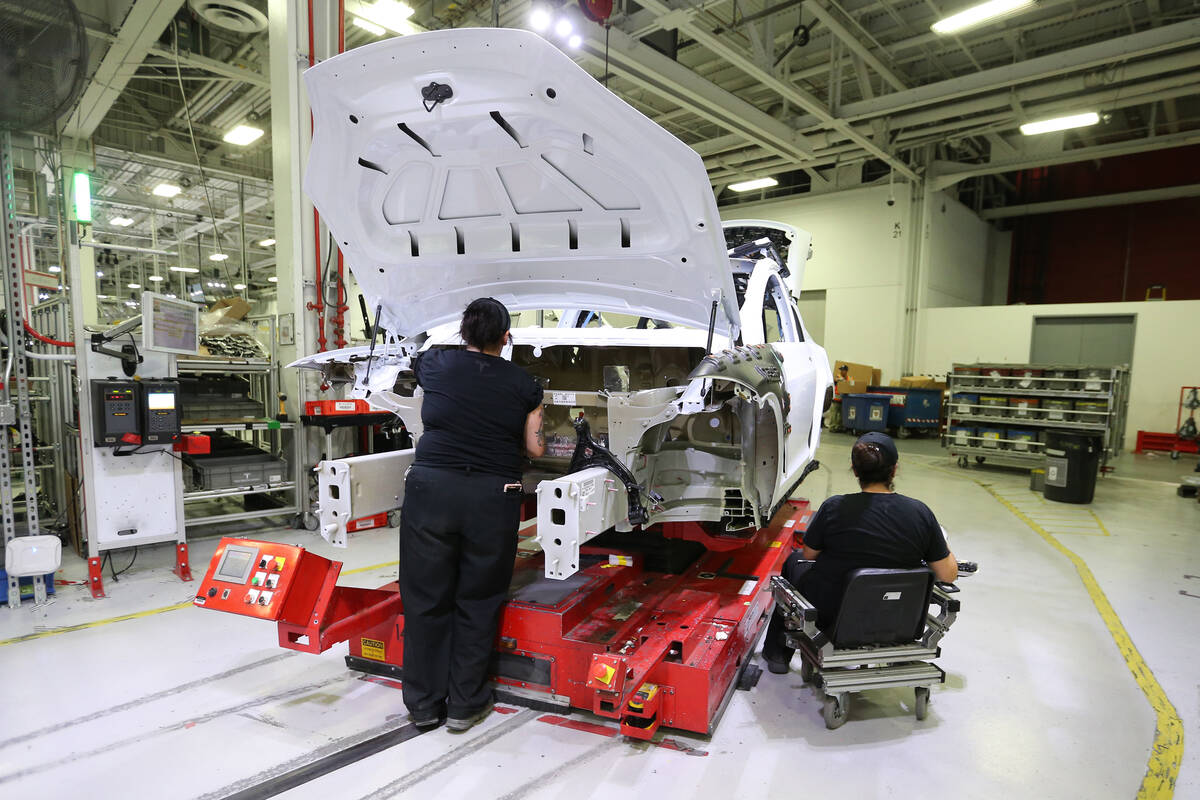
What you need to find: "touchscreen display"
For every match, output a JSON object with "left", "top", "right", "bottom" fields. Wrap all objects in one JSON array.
[{"left": 215, "top": 549, "right": 254, "bottom": 583}]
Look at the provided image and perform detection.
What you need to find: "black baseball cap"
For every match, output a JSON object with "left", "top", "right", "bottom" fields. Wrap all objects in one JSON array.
[{"left": 856, "top": 431, "right": 898, "bottom": 467}]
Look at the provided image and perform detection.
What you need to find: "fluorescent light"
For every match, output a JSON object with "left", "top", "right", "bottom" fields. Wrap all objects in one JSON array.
[
  {"left": 148, "top": 275, "right": 164, "bottom": 282},
  {"left": 357, "top": 0, "right": 415, "bottom": 34},
  {"left": 352, "top": 16, "right": 385, "bottom": 35},
  {"left": 1019, "top": 111, "right": 1100, "bottom": 135},
  {"left": 170, "top": 265, "right": 200, "bottom": 273},
  {"left": 233, "top": 283, "right": 247, "bottom": 290},
  {"left": 555, "top": 18, "right": 573, "bottom": 36},
  {"left": 127, "top": 283, "right": 141, "bottom": 289},
  {"left": 110, "top": 216, "right": 134, "bottom": 227},
  {"left": 209, "top": 253, "right": 229, "bottom": 261},
  {"left": 96, "top": 294, "right": 109, "bottom": 299},
  {"left": 48, "top": 265, "right": 61, "bottom": 273},
  {"left": 932, "top": 0, "right": 1033, "bottom": 34},
  {"left": 568, "top": 34, "right": 582, "bottom": 49},
  {"left": 258, "top": 238, "right": 275, "bottom": 246},
  {"left": 530, "top": 7, "right": 551, "bottom": 30},
  {"left": 267, "top": 276, "right": 278, "bottom": 283},
  {"left": 729, "top": 177, "right": 779, "bottom": 192},
  {"left": 95, "top": 270, "right": 104, "bottom": 277},
  {"left": 73, "top": 172, "right": 92, "bottom": 222},
  {"left": 223, "top": 125, "right": 264, "bottom": 146},
  {"left": 152, "top": 183, "right": 181, "bottom": 198}
]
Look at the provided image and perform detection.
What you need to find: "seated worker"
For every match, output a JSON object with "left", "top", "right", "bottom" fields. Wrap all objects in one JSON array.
[{"left": 762, "top": 431, "right": 958, "bottom": 674}]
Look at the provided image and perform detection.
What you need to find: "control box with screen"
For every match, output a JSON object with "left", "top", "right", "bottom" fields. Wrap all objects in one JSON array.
[
  {"left": 194, "top": 538, "right": 338, "bottom": 624},
  {"left": 139, "top": 380, "right": 181, "bottom": 444},
  {"left": 91, "top": 380, "right": 139, "bottom": 447}
]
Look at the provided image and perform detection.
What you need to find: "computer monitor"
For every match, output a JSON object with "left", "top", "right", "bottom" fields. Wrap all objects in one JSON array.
[{"left": 142, "top": 291, "right": 200, "bottom": 355}]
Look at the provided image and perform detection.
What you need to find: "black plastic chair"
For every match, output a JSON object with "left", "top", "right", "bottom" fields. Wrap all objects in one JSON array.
[{"left": 770, "top": 565, "right": 960, "bottom": 729}]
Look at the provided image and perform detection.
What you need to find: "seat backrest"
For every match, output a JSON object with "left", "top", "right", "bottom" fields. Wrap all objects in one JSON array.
[{"left": 827, "top": 567, "right": 933, "bottom": 648}]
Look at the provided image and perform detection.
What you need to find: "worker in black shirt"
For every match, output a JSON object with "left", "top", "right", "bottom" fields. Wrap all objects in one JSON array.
[
  {"left": 762, "top": 431, "right": 957, "bottom": 674},
  {"left": 398, "top": 297, "right": 545, "bottom": 731}
]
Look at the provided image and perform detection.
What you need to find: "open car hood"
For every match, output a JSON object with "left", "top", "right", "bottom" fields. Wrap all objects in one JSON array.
[
  {"left": 303, "top": 28, "right": 740, "bottom": 338},
  {"left": 723, "top": 219, "right": 812, "bottom": 289}
]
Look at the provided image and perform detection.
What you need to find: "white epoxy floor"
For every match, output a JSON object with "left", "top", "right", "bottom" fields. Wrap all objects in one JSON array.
[{"left": 2, "top": 437, "right": 1197, "bottom": 799}]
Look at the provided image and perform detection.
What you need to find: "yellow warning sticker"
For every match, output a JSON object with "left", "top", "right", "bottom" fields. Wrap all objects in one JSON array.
[
  {"left": 769, "top": 541, "right": 782, "bottom": 548},
  {"left": 360, "top": 637, "right": 386, "bottom": 661}
]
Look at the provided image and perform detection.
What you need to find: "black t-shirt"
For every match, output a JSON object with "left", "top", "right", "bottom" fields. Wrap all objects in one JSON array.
[
  {"left": 798, "top": 492, "right": 950, "bottom": 629},
  {"left": 412, "top": 348, "right": 544, "bottom": 480}
]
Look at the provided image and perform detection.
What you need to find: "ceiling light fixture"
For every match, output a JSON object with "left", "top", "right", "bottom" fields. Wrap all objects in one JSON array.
[
  {"left": 223, "top": 125, "right": 265, "bottom": 146},
  {"left": 148, "top": 275, "right": 164, "bottom": 282},
  {"left": 110, "top": 216, "right": 134, "bottom": 227},
  {"left": 209, "top": 253, "right": 229, "bottom": 261},
  {"left": 96, "top": 270, "right": 104, "bottom": 277},
  {"left": 530, "top": 6, "right": 551, "bottom": 30},
  {"left": 555, "top": 17, "right": 573, "bottom": 37},
  {"left": 267, "top": 276, "right": 278, "bottom": 283},
  {"left": 258, "top": 238, "right": 275, "bottom": 247},
  {"left": 128, "top": 283, "right": 142, "bottom": 289},
  {"left": 152, "top": 183, "right": 181, "bottom": 198},
  {"left": 48, "top": 265, "right": 61, "bottom": 273},
  {"left": 233, "top": 283, "right": 247, "bottom": 290},
  {"left": 1019, "top": 111, "right": 1100, "bottom": 135},
  {"left": 352, "top": 16, "right": 386, "bottom": 35},
  {"left": 728, "top": 177, "right": 779, "bottom": 192},
  {"left": 96, "top": 294, "right": 109, "bottom": 299},
  {"left": 356, "top": 0, "right": 415, "bottom": 35},
  {"left": 567, "top": 34, "right": 582, "bottom": 49},
  {"left": 170, "top": 266, "right": 200, "bottom": 273},
  {"left": 931, "top": 0, "right": 1033, "bottom": 35}
]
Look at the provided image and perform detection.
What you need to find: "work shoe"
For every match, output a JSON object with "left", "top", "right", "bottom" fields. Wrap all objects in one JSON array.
[
  {"left": 446, "top": 700, "right": 494, "bottom": 732},
  {"left": 764, "top": 657, "right": 790, "bottom": 675},
  {"left": 408, "top": 708, "right": 445, "bottom": 730}
]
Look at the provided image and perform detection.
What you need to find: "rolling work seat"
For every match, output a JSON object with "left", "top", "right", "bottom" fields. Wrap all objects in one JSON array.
[{"left": 769, "top": 565, "right": 960, "bottom": 729}]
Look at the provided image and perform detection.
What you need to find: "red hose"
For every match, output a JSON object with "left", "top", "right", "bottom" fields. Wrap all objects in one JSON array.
[{"left": 24, "top": 320, "right": 74, "bottom": 348}]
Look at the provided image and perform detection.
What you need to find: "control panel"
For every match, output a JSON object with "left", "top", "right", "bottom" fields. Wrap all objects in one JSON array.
[
  {"left": 139, "top": 379, "right": 181, "bottom": 444},
  {"left": 194, "top": 537, "right": 335, "bottom": 623},
  {"left": 91, "top": 380, "right": 139, "bottom": 447}
]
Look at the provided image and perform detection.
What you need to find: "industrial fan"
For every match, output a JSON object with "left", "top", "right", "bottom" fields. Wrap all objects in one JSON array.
[{"left": 0, "top": 0, "right": 88, "bottom": 131}]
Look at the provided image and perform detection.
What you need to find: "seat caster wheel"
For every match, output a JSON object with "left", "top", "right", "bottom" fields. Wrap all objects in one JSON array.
[
  {"left": 915, "top": 686, "right": 930, "bottom": 720},
  {"left": 387, "top": 510, "right": 401, "bottom": 528},
  {"left": 737, "top": 662, "right": 763, "bottom": 691},
  {"left": 975, "top": 456, "right": 986, "bottom": 465},
  {"left": 800, "top": 659, "right": 815, "bottom": 684},
  {"left": 297, "top": 512, "right": 319, "bottom": 531},
  {"left": 1170, "top": 451, "right": 1180, "bottom": 460},
  {"left": 896, "top": 427, "right": 911, "bottom": 439},
  {"left": 957, "top": 456, "right": 968, "bottom": 468},
  {"left": 822, "top": 693, "right": 849, "bottom": 730}
]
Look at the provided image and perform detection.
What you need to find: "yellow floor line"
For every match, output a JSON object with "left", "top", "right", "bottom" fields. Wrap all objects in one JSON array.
[
  {"left": 980, "top": 484, "right": 1182, "bottom": 798},
  {"left": 1, "top": 558, "right": 401, "bottom": 648},
  {"left": 0, "top": 601, "right": 194, "bottom": 647},
  {"left": 342, "top": 559, "right": 399, "bottom": 576}
]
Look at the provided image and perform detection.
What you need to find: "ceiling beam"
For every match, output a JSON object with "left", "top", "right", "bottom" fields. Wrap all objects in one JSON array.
[
  {"left": 980, "top": 183, "right": 1200, "bottom": 219},
  {"left": 805, "top": 0, "right": 907, "bottom": 92},
  {"left": 64, "top": 0, "right": 187, "bottom": 141},
  {"left": 579, "top": 24, "right": 816, "bottom": 166},
  {"left": 632, "top": 0, "right": 920, "bottom": 180}
]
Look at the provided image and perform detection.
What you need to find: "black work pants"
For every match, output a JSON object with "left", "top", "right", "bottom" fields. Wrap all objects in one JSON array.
[
  {"left": 762, "top": 554, "right": 817, "bottom": 664},
  {"left": 398, "top": 465, "right": 520, "bottom": 719}
]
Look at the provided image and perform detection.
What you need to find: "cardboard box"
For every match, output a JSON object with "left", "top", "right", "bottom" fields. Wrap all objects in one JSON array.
[
  {"left": 834, "top": 360, "right": 876, "bottom": 392},
  {"left": 208, "top": 296, "right": 252, "bottom": 321},
  {"left": 897, "top": 375, "right": 947, "bottom": 391}
]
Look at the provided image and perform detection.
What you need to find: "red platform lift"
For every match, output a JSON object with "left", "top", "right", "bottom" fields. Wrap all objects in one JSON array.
[{"left": 194, "top": 500, "right": 812, "bottom": 740}]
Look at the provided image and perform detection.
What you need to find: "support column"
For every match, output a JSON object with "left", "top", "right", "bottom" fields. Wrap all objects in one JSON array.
[{"left": 269, "top": 0, "right": 340, "bottom": 514}]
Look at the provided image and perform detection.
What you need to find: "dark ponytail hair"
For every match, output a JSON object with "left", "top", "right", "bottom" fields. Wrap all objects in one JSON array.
[
  {"left": 851, "top": 442, "right": 896, "bottom": 489},
  {"left": 460, "top": 297, "right": 511, "bottom": 350}
]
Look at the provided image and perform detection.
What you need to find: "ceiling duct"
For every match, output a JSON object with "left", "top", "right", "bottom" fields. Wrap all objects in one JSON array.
[{"left": 187, "top": 0, "right": 268, "bottom": 34}]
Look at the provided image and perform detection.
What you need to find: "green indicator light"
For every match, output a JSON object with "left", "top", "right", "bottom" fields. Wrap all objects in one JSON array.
[{"left": 73, "top": 172, "right": 92, "bottom": 223}]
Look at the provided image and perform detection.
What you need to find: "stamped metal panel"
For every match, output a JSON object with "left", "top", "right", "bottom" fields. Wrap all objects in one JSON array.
[
  {"left": 317, "top": 449, "right": 414, "bottom": 546},
  {"left": 536, "top": 467, "right": 629, "bottom": 580}
]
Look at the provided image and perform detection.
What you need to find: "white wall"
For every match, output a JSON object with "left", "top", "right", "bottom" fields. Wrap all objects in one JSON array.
[
  {"left": 923, "top": 191, "right": 989, "bottom": 308},
  {"left": 916, "top": 300, "right": 1200, "bottom": 445},
  {"left": 722, "top": 184, "right": 912, "bottom": 383}
]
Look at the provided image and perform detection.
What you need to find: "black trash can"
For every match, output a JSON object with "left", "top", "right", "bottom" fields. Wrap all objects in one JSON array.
[{"left": 1043, "top": 431, "right": 1102, "bottom": 504}]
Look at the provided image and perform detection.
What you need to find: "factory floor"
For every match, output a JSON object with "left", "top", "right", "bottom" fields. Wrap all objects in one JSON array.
[{"left": 2, "top": 435, "right": 1197, "bottom": 799}]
